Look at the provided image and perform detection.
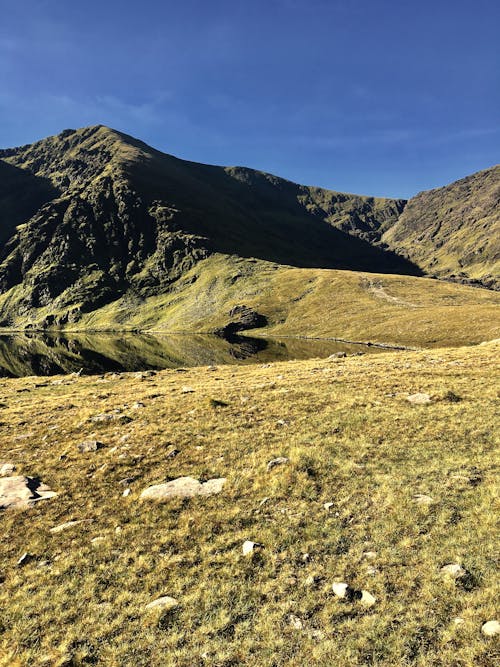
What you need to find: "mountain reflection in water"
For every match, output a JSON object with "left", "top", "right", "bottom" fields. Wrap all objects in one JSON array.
[{"left": 0, "top": 332, "right": 387, "bottom": 377}]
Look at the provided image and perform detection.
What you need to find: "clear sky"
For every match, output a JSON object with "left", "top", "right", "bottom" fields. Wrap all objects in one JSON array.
[{"left": 0, "top": 0, "right": 498, "bottom": 198}]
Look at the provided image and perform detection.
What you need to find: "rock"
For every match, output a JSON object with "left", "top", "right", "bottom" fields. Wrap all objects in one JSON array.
[
  {"left": 91, "top": 536, "right": 106, "bottom": 545},
  {"left": 166, "top": 448, "right": 180, "bottom": 459},
  {"left": 267, "top": 457, "right": 289, "bottom": 471},
  {"left": 50, "top": 520, "right": 87, "bottom": 534},
  {"left": 407, "top": 393, "right": 432, "bottom": 404},
  {"left": 365, "top": 566, "right": 379, "bottom": 576},
  {"left": 363, "top": 551, "right": 377, "bottom": 560},
  {"left": 328, "top": 352, "right": 347, "bottom": 359},
  {"left": 122, "top": 488, "right": 131, "bottom": 497},
  {"left": 324, "top": 502, "right": 334, "bottom": 510},
  {"left": 441, "top": 563, "right": 466, "bottom": 578},
  {"left": 453, "top": 617, "right": 465, "bottom": 625},
  {"left": 140, "top": 476, "right": 226, "bottom": 501},
  {"left": 16, "top": 552, "right": 35, "bottom": 567},
  {"left": 481, "top": 620, "right": 500, "bottom": 637},
  {"left": 181, "top": 386, "right": 195, "bottom": 394},
  {"left": 360, "top": 590, "right": 376, "bottom": 606},
  {"left": 0, "top": 463, "right": 16, "bottom": 477},
  {"left": 242, "top": 540, "right": 262, "bottom": 556},
  {"left": 132, "top": 401, "right": 145, "bottom": 409},
  {"left": 145, "top": 596, "right": 179, "bottom": 612},
  {"left": 0, "top": 476, "right": 57, "bottom": 510},
  {"left": 89, "top": 413, "right": 132, "bottom": 424},
  {"left": 413, "top": 494, "right": 434, "bottom": 505},
  {"left": 332, "top": 582, "right": 349, "bottom": 598},
  {"left": 305, "top": 574, "right": 322, "bottom": 587},
  {"left": 78, "top": 440, "right": 105, "bottom": 453},
  {"left": 118, "top": 477, "right": 136, "bottom": 486},
  {"left": 332, "top": 582, "right": 376, "bottom": 606},
  {"left": 289, "top": 614, "right": 303, "bottom": 630}
]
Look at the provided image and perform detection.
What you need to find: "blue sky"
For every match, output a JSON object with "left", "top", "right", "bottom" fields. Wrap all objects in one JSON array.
[{"left": 0, "top": 0, "right": 498, "bottom": 198}]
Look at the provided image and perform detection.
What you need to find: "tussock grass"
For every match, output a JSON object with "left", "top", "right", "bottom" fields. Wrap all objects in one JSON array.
[{"left": 0, "top": 341, "right": 498, "bottom": 665}]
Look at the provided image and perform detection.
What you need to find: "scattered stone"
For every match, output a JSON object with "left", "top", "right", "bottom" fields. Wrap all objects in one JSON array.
[
  {"left": 332, "top": 582, "right": 376, "bottom": 606},
  {"left": 122, "top": 488, "right": 131, "bottom": 497},
  {"left": 305, "top": 574, "right": 322, "bottom": 587},
  {"left": 360, "top": 590, "right": 376, "bottom": 607},
  {"left": 407, "top": 393, "right": 432, "bottom": 404},
  {"left": 131, "top": 402, "right": 145, "bottom": 409},
  {"left": 242, "top": 540, "right": 263, "bottom": 556},
  {"left": 332, "top": 582, "right": 349, "bottom": 598},
  {"left": 140, "top": 476, "right": 226, "bottom": 501},
  {"left": 453, "top": 617, "right": 465, "bottom": 625},
  {"left": 413, "top": 494, "right": 434, "bottom": 505},
  {"left": 481, "top": 620, "right": 500, "bottom": 637},
  {"left": 441, "top": 563, "right": 466, "bottom": 578},
  {"left": 328, "top": 352, "right": 347, "bottom": 359},
  {"left": 267, "top": 457, "right": 289, "bottom": 471},
  {"left": 89, "top": 413, "right": 133, "bottom": 425},
  {"left": 50, "top": 520, "right": 87, "bottom": 534},
  {"left": 0, "top": 463, "right": 16, "bottom": 477},
  {"left": 181, "top": 386, "right": 195, "bottom": 394},
  {"left": 16, "top": 552, "right": 35, "bottom": 567},
  {"left": 324, "top": 502, "right": 334, "bottom": 511},
  {"left": 91, "top": 536, "right": 106, "bottom": 545},
  {"left": 276, "top": 419, "right": 287, "bottom": 426},
  {"left": 118, "top": 477, "right": 136, "bottom": 486},
  {"left": 78, "top": 440, "right": 105, "bottom": 453},
  {"left": 289, "top": 614, "right": 303, "bottom": 630},
  {"left": 0, "top": 476, "right": 57, "bottom": 510},
  {"left": 145, "top": 596, "right": 179, "bottom": 612}
]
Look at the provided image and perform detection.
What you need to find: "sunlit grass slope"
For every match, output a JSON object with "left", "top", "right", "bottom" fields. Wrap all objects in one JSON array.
[
  {"left": 0, "top": 341, "right": 498, "bottom": 666},
  {"left": 76, "top": 255, "right": 500, "bottom": 347}
]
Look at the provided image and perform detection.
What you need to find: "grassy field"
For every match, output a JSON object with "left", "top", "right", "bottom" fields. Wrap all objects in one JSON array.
[{"left": 0, "top": 340, "right": 498, "bottom": 666}]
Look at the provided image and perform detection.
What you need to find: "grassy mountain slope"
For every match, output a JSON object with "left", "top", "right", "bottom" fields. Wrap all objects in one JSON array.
[
  {"left": 0, "top": 341, "right": 498, "bottom": 666},
  {"left": 0, "top": 125, "right": 419, "bottom": 329},
  {"left": 75, "top": 254, "right": 500, "bottom": 347},
  {"left": 383, "top": 165, "right": 500, "bottom": 289}
]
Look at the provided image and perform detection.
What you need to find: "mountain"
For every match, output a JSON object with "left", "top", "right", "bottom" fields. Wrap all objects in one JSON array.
[
  {"left": 0, "top": 125, "right": 497, "bottom": 333},
  {"left": 382, "top": 165, "right": 500, "bottom": 289}
]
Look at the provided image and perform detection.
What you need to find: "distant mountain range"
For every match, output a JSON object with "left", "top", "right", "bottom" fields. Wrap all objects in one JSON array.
[{"left": 0, "top": 125, "right": 498, "bottom": 330}]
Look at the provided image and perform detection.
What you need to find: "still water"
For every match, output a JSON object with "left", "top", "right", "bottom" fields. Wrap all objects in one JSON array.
[{"left": 0, "top": 332, "right": 392, "bottom": 377}]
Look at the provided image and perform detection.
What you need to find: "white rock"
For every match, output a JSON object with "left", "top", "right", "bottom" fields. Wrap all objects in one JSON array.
[
  {"left": 267, "top": 457, "right": 289, "bottom": 471},
  {"left": 0, "top": 476, "right": 57, "bottom": 510},
  {"left": 441, "top": 563, "right": 466, "bottom": 578},
  {"left": 140, "top": 476, "right": 226, "bottom": 501},
  {"left": 122, "top": 488, "right": 131, "bottom": 497},
  {"left": 0, "top": 463, "right": 16, "bottom": 477},
  {"left": 413, "top": 494, "right": 434, "bottom": 505},
  {"left": 242, "top": 540, "right": 262, "bottom": 556},
  {"left": 360, "top": 590, "right": 376, "bottom": 607},
  {"left": 332, "top": 582, "right": 349, "bottom": 598},
  {"left": 145, "top": 596, "right": 179, "bottom": 611},
  {"left": 481, "top": 620, "right": 500, "bottom": 637},
  {"left": 407, "top": 393, "right": 432, "bottom": 404},
  {"left": 324, "top": 502, "right": 334, "bottom": 510},
  {"left": 289, "top": 614, "right": 303, "bottom": 630},
  {"left": 453, "top": 617, "right": 465, "bottom": 625},
  {"left": 181, "top": 386, "right": 195, "bottom": 393},
  {"left": 50, "top": 520, "right": 87, "bottom": 534}
]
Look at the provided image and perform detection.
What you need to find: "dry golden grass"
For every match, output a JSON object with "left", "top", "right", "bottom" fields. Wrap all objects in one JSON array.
[{"left": 0, "top": 341, "right": 498, "bottom": 666}]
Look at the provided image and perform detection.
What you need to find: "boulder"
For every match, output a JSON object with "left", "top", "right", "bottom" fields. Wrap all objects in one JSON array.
[
  {"left": 145, "top": 596, "right": 179, "bottom": 612},
  {"left": 140, "top": 476, "right": 226, "bottom": 501},
  {"left": 0, "top": 476, "right": 57, "bottom": 510}
]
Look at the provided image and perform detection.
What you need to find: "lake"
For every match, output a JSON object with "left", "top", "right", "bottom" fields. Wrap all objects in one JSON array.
[{"left": 0, "top": 332, "right": 394, "bottom": 377}]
